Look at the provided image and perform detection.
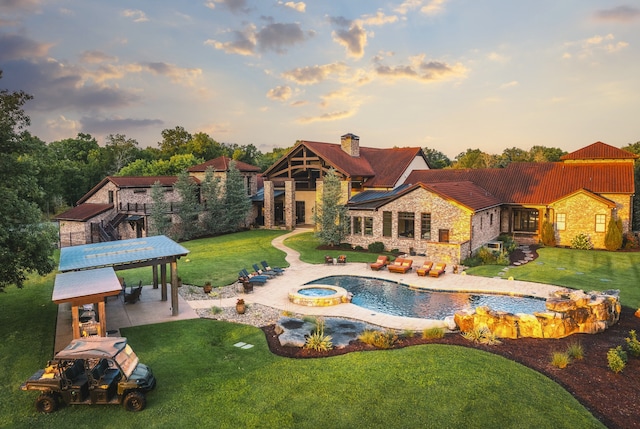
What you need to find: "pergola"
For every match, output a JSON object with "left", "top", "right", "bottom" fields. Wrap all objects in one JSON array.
[{"left": 56, "top": 236, "right": 189, "bottom": 339}]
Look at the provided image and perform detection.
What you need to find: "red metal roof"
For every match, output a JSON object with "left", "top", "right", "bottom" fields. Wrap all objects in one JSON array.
[
  {"left": 560, "top": 141, "right": 638, "bottom": 161},
  {"left": 421, "top": 181, "right": 502, "bottom": 211},
  {"left": 188, "top": 156, "right": 261, "bottom": 172},
  {"left": 55, "top": 203, "right": 113, "bottom": 221}
]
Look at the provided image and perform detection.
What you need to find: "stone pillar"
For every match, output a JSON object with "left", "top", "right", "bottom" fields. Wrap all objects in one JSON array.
[
  {"left": 284, "top": 179, "right": 295, "bottom": 230},
  {"left": 264, "top": 181, "right": 274, "bottom": 229}
]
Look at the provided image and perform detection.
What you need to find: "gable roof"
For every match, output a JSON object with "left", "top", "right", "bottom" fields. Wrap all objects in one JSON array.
[
  {"left": 55, "top": 203, "right": 113, "bottom": 221},
  {"left": 264, "top": 139, "right": 426, "bottom": 189},
  {"left": 405, "top": 161, "right": 634, "bottom": 205},
  {"left": 77, "top": 176, "right": 196, "bottom": 205},
  {"left": 188, "top": 156, "right": 260, "bottom": 173},
  {"left": 560, "top": 141, "right": 638, "bottom": 161}
]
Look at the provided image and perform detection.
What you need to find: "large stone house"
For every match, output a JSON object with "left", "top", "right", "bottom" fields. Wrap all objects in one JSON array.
[
  {"left": 347, "top": 142, "right": 637, "bottom": 264},
  {"left": 259, "top": 133, "right": 431, "bottom": 228},
  {"left": 55, "top": 157, "right": 260, "bottom": 247}
]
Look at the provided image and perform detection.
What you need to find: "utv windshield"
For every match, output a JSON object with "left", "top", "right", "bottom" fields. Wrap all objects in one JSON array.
[{"left": 114, "top": 344, "right": 139, "bottom": 378}]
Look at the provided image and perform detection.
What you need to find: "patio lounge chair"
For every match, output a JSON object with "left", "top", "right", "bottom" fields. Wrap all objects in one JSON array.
[
  {"left": 325, "top": 255, "right": 334, "bottom": 265},
  {"left": 261, "top": 261, "right": 284, "bottom": 274},
  {"left": 253, "top": 263, "right": 277, "bottom": 277},
  {"left": 239, "top": 269, "right": 268, "bottom": 284},
  {"left": 416, "top": 261, "right": 434, "bottom": 276},
  {"left": 337, "top": 255, "right": 347, "bottom": 264},
  {"left": 370, "top": 255, "right": 389, "bottom": 271},
  {"left": 388, "top": 258, "right": 413, "bottom": 274},
  {"left": 429, "top": 262, "right": 447, "bottom": 278}
]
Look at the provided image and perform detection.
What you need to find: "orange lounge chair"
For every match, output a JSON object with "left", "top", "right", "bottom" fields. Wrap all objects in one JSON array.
[
  {"left": 429, "top": 262, "right": 447, "bottom": 277},
  {"left": 337, "top": 255, "right": 347, "bottom": 264},
  {"left": 416, "top": 261, "right": 434, "bottom": 276},
  {"left": 370, "top": 255, "right": 389, "bottom": 271},
  {"left": 388, "top": 258, "right": 413, "bottom": 273}
]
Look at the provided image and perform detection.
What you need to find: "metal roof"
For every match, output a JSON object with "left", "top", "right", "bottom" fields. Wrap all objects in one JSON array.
[
  {"left": 55, "top": 336, "right": 128, "bottom": 359},
  {"left": 59, "top": 235, "right": 189, "bottom": 272},
  {"left": 52, "top": 267, "right": 122, "bottom": 303}
]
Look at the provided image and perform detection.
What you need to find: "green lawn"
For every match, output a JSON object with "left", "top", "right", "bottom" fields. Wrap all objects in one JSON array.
[
  {"left": 8, "top": 231, "right": 640, "bottom": 428},
  {"left": 284, "top": 232, "right": 392, "bottom": 264}
]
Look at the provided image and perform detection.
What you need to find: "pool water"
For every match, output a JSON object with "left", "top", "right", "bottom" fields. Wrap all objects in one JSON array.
[
  {"left": 298, "top": 287, "right": 338, "bottom": 297},
  {"left": 305, "top": 275, "right": 547, "bottom": 320}
]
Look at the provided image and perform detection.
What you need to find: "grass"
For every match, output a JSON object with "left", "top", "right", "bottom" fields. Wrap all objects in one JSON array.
[
  {"left": 283, "top": 231, "right": 391, "bottom": 264},
  {"left": 9, "top": 230, "right": 640, "bottom": 428},
  {"left": 466, "top": 246, "right": 640, "bottom": 308}
]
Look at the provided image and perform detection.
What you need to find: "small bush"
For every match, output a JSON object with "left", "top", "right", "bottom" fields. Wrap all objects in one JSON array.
[
  {"left": 210, "top": 306, "right": 223, "bottom": 315},
  {"left": 607, "top": 346, "right": 627, "bottom": 373},
  {"left": 566, "top": 341, "right": 584, "bottom": 360},
  {"left": 354, "top": 245, "right": 364, "bottom": 251},
  {"left": 623, "top": 232, "right": 639, "bottom": 249},
  {"left": 359, "top": 329, "right": 398, "bottom": 349},
  {"left": 460, "top": 325, "right": 502, "bottom": 345},
  {"left": 551, "top": 351, "right": 571, "bottom": 369},
  {"left": 402, "top": 329, "right": 415, "bottom": 338},
  {"left": 604, "top": 217, "right": 623, "bottom": 251},
  {"left": 540, "top": 221, "right": 556, "bottom": 247},
  {"left": 461, "top": 256, "right": 481, "bottom": 267},
  {"left": 626, "top": 330, "right": 640, "bottom": 358},
  {"left": 422, "top": 327, "right": 445, "bottom": 339},
  {"left": 281, "top": 310, "right": 294, "bottom": 317},
  {"left": 304, "top": 319, "right": 333, "bottom": 351},
  {"left": 497, "top": 234, "right": 518, "bottom": 253},
  {"left": 368, "top": 241, "right": 385, "bottom": 253},
  {"left": 302, "top": 315, "right": 317, "bottom": 325},
  {"left": 571, "top": 233, "right": 593, "bottom": 250},
  {"left": 477, "top": 246, "right": 498, "bottom": 264}
]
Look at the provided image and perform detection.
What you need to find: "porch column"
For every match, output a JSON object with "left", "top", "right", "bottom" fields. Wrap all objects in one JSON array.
[
  {"left": 264, "top": 180, "right": 275, "bottom": 229},
  {"left": 97, "top": 300, "right": 107, "bottom": 337},
  {"left": 170, "top": 259, "right": 179, "bottom": 316},
  {"left": 284, "top": 179, "right": 295, "bottom": 230},
  {"left": 152, "top": 263, "right": 158, "bottom": 289},
  {"left": 161, "top": 264, "right": 167, "bottom": 301}
]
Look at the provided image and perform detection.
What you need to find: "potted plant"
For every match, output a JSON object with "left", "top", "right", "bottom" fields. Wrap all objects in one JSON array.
[
  {"left": 203, "top": 282, "right": 213, "bottom": 294},
  {"left": 236, "top": 298, "right": 246, "bottom": 314}
]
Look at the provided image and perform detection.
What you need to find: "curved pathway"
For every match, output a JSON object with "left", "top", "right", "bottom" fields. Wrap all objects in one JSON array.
[{"left": 186, "top": 229, "right": 564, "bottom": 331}]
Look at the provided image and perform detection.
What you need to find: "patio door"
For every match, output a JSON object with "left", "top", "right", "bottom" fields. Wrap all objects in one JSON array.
[{"left": 296, "top": 201, "right": 305, "bottom": 224}]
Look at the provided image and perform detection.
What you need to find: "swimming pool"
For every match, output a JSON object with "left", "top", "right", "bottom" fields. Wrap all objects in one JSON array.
[{"left": 305, "top": 275, "right": 547, "bottom": 320}]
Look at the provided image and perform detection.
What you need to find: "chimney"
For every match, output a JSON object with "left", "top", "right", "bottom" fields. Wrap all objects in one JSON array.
[{"left": 340, "top": 133, "right": 360, "bottom": 157}]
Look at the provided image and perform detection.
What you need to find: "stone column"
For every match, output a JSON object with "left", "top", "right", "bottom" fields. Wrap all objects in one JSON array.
[
  {"left": 264, "top": 181, "right": 274, "bottom": 229},
  {"left": 284, "top": 179, "right": 295, "bottom": 230}
]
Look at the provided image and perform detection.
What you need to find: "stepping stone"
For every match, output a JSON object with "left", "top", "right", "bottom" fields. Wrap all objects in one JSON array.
[
  {"left": 557, "top": 267, "right": 566, "bottom": 270},
  {"left": 513, "top": 262, "right": 521, "bottom": 266},
  {"left": 234, "top": 341, "right": 254, "bottom": 349},
  {"left": 600, "top": 278, "right": 611, "bottom": 282}
]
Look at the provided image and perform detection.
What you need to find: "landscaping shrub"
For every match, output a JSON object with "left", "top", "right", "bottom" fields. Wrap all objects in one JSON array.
[
  {"left": 626, "top": 330, "right": 640, "bottom": 357},
  {"left": 623, "top": 232, "right": 640, "bottom": 249},
  {"left": 540, "top": 220, "right": 556, "bottom": 247},
  {"left": 604, "top": 217, "right": 623, "bottom": 251},
  {"left": 359, "top": 329, "right": 398, "bottom": 349},
  {"left": 367, "top": 241, "right": 385, "bottom": 253},
  {"left": 551, "top": 351, "right": 570, "bottom": 369},
  {"left": 571, "top": 233, "right": 594, "bottom": 250},
  {"left": 210, "top": 306, "right": 223, "bottom": 315},
  {"left": 497, "top": 234, "right": 518, "bottom": 253},
  {"left": 304, "top": 318, "right": 333, "bottom": 351},
  {"left": 402, "top": 329, "right": 415, "bottom": 338},
  {"left": 607, "top": 346, "right": 627, "bottom": 373},
  {"left": 422, "top": 327, "right": 445, "bottom": 339},
  {"left": 460, "top": 325, "right": 502, "bottom": 345},
  {"left": 566, "top": 341, "right": 584, "bottom": 360}
]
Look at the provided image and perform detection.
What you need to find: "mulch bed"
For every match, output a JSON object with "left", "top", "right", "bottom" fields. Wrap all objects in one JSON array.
[{"left": 261, "top": 244, "right": 640, "bottom": 428}]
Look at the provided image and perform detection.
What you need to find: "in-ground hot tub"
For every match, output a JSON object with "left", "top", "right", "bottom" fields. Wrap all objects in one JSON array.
[{"left": 288, "top": 285, "right": 351, "bottom": 306}]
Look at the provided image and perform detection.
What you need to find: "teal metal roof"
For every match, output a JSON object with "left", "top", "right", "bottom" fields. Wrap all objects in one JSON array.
[
  {"left": 52, "top": 267, "right": 121, "bottom": 303},
  {"left": 59, "top": 235, "right": 189, "bottom": 272}
]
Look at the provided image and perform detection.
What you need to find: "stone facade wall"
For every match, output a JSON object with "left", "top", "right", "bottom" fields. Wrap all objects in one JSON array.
[
  {"left": 454, "top": 289, "right": 621, "bottom": 339},
  {"left": 346, "top": 187, "right": 495, "bottom": 264},
  {"left": 549, "top": 193, "right": 612, "bottom": 249}
]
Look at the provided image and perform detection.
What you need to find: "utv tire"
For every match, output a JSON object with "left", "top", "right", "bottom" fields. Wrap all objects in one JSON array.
[
  {"left": 35, "top": 393, "right": 58, "bottom": 413},
  {"left": 123, "top": 391, "right": 146, "bottom": 411}
]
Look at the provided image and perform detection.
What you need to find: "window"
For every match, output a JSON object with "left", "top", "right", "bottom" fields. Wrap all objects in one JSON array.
[
  {"left": 421, "top": 213, "right": 431, "bottom": 240},
  {"left": 353, "top": 216, "right": 362, "bottom": 234},
  {"left": 490, "top": 213, "right": 493, "bottom": 226},
  {"left": 595, "top": 214, "right": 606, "bottom": 232},
  {"left": 438, "top": 229, "right": 450, "bottom": 243},
  {"left": 364, "top": 217, "right": 373, "bottom": 236},
  {"left": 383, "top": 212, "right": 392, "bottom": 237},
  {"left": 556, "top": 213, "right": 566, "bottom": 231},
  {"left": 513, "top": 209, "right": 539, "bottom": 232},
  {"left": 108, "top": 190, "right": 114, "bottom": 204},
  {"left": 133, "top": 189, "right": 147, "bottom": 194},
  {"left": 398, "top": 212, "right": 415, "bottom": 238}
]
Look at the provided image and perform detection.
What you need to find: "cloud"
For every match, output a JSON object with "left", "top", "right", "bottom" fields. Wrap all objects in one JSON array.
[
  {"left": 487, "top": 52, "right": 510, "bottom": 63},
  {"left": 394, "top": 0, "right": 423, "bottom": 15},
  {"left": 266, "top": 85, "right": 292, "bottom": 101},
  {"left": 281, "top": 62, "right": 348, "bottom": 85},
  {"left": 373, "top": 54, "right": 467, "bottom": 82},
  {"left": 361, "top": 11, "right": 398, "bottom": 26},
  {"left": 80, "top": 116, "right": 164, "bottom": 134},
  {"left": 0, "top": 33, "right": 52, "bottom": 61},
  {"left": 122, "top": 9, "right": 148, "bottom": 23},
  {"left": 394, "top": 0, "right": 448, "bottom": 16},
  {"left": 563, "top": 33, "right": 629, "bottom": 59},
  {"left": 140, "top": 62, "right": 202, "bottom": 85},
  {"left": 297, "top": 109, "right": 356, "bottom": 123},
  {"left": 594, "top": 5, "right": 640, "bottom": 22},
  {"left": 280, "top": 1, "right": 306, "bottom": 13},
  {"left": 331, "top": 20, "right": 367, "bottom": 58},
  {"left": 499, "top": 81, "right": 518, "bottom": 89},
  {"left": 0, "top": 0, "right": 42, "bottom": 15},
  {"left": 79, "top": 50, "right": 117, "bottom": 64},
  {"left": 421, "top": 0, "right": 449, "bottom": 16},
  {"left": 206, "top": 21, "right": 308, "bottom": 55},
  {"left": 204, "top": 0, "right": 249, "bottom": 14}
]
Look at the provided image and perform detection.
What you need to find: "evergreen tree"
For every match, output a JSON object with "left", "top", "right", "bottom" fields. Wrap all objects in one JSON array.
[
  {"left": 223, "top": 161, "right": 251, "bottom": 232},
  {"left": 605, "top": 217, "right": 623, "bottom": 251},
  {"left": 540, "top": 220, "right": 556, "bottom": 247},
  {"left": 173, "top": 170, "right": 201, "bottom": 240},
  {"left": 148, "top": 181, "right": 171, "bottom": 236},
  {"left": 200, "top": 166, "right": 225, "bottom": 236},
  {"left": 313, "top": 168, "right": 349, "bottom": 246}
]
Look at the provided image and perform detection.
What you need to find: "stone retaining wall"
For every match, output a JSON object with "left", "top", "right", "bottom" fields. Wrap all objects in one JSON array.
[{"left": 454, "top": 289, "right": 621, "bottom": 339}]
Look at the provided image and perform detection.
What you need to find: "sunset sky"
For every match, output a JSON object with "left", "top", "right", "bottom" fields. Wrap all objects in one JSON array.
[{"left": 1, "top": 0, "right": 639, "bottom": 158}]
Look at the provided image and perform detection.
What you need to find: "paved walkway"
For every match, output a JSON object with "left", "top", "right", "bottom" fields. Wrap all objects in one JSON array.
[{"left": 55, "top": 229, "right": 563, "bottom": 351}]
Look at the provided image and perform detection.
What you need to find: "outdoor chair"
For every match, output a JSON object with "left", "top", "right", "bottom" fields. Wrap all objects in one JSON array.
[
  {"left": 325, "top": 255, "right": 334, "bottom": 265},
  {"left": 429, "top": 263, "right": 447, "bottom": 278},
  {"left": 253, "top": 263, "right": 276, "bottom": 277},
  {"left": 388, "top": 258, "right": 413, "bottom": 274},
  {"left": 261, "top": 261, "right": 284, "bottom": 274},
  {"left": 370, "top": 255, "right": 389, "bottom": 271},
  {"left": 416, "top": 261, "right": 434, "bottom": 276},
  {"left": 337, "top": 255, "right": 347, "bottom": 264},
  {"left": 239, "top": 269, "right": 268, "bottom": 284},
  {"left": 124, "top": 282, "right": 142, "bottom": 304}
]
